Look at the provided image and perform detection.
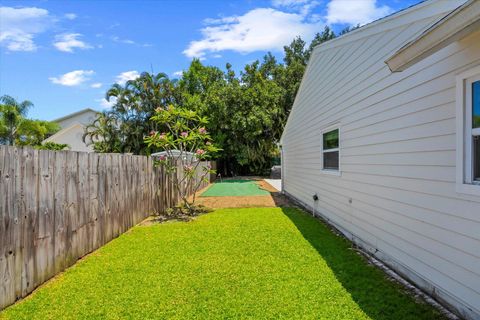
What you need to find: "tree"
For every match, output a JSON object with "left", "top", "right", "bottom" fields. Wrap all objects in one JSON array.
[
  {"left": 307, "top": 26, "right": 336, "bottom": 59},
  {"left": 338, "top": 24, "right": 361, "bottom": 36},
  {"left": 36, "top": 142, "right": 70, "bottom": 151},
  {"left": 84, "top": 72, "right": 180, "bottom": 154},
  {"left": 83, "top": 111, "right": 122, "bottom": 153},
  {"left": 0, "top": 95, "right": 59, "bottom": 146},
  {"left": 178, "top": 58, "right": 284, "bottom": 175},
  {"left": 86, "top": 30, "right": 340, "bottom": 176},
  {"left": 144, "top": 105, "right": 218, "bottom": 215},
  {"left": 15, "top": 119, "right": 59, "bottom": 146},
  {"left": 0, "top": 95, "right": 33, "bottom": 145}
]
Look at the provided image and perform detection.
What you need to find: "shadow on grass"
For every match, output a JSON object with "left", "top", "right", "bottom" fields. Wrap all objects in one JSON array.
[{"left": 281, "top": 207, "right": 446, "bottom": 320}]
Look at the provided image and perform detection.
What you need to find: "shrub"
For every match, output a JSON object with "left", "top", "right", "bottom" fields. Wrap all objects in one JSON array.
[{"left": 144, "top": 105, "right": 219, "bottom": 217}]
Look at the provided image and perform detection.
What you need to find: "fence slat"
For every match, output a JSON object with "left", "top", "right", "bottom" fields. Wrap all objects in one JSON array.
[
  {"left": 0, "top": 146, "right": 15, "bottom": 307},
  {"left": 0, "top": 146, "right": 210, "bottom": 310},
  {"left": 53, "top": 151, "right": 67, "bottom": 275},
  {"left": 36, "top": 150, "right": 55, "bottom": 286}
]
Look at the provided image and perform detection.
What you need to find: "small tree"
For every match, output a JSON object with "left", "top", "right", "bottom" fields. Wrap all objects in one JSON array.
[{"left": 144, "top": 105, "right": 218, "bottom": 215}]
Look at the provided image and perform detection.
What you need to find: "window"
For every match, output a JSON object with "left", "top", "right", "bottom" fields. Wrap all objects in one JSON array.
[
  {"left": 465, "top": 76, "right": 480, "bottom": 184},
  {"left": 471, "top": 80, "right": 480, "bottom": 182},
  {"left": 456, "top": 66, "right": 480, "bottom": 195},
  {"left": 322, "top": 128, "right": 339, "bottom": 171}
]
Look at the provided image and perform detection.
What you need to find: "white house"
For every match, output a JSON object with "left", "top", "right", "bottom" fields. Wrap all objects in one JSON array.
[
  {"left": 280, "top": 0, "right": 480, "bottom": 319},
  {"left": 43, "top": 108, "right": 98, "bottom": 152}
]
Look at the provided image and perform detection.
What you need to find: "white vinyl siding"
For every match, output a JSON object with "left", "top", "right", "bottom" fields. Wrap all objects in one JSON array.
[{"left": 281, "top": 1, "right": 480, "bottom": 319}]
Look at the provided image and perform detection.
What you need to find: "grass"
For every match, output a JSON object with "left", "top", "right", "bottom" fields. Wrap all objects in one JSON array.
[
  {"left": 0, "top": 207, "right": 445, "bottom": 320},
  {"left": 200, "top": 180, "right": 270, "bottom": 197}
]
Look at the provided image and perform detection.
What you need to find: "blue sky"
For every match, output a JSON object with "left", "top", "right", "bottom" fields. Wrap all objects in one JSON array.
[{"left": 0, "top": 0, "right": 420, "bottom": 121}]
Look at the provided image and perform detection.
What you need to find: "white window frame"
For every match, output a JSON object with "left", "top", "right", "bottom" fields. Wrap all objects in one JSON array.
[
  {"left": 456, "top": 65, "right": 480, "bottom": 196},
  {"left": 321, "top": 124, "right": 341, "bottom": 176}
]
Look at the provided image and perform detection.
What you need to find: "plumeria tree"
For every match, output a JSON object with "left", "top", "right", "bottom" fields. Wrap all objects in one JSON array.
[{"left": 144, "top": 105, "right": 218, "bottom": 215}]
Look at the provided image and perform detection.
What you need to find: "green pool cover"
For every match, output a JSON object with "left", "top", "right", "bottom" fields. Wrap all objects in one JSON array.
[{"left": 201, "top": 180, "right": 270, "bottom": 197}]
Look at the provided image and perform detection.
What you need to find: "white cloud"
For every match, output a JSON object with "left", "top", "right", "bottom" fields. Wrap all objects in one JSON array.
[
  {"left": 112, "top": 36, "right": 135, "bottom": 44},
  {"left": 326, "top": 0, "right": 392, "bottom": 25},
  {"left": 49, "top": 70, "right": 94, "bottom": 86},
  {"left": 271, "top": 0, "right": 319, "bottom": 17},
  {"left": 91, "top": 82, "right": 102, "bottom": 88},
  {"left": 53, "top": 33, "right": 92, "bottom": 52},
  {"left": 183, "top": 8, "right": 322, "bottom": 58},
  {"left": 0, "top": 6, "right": 51, "bottom": 52},
  {"left": 98, "top": 97, "right": 116, "bottom": 109},
  {"left": 64, "top": 13, "right": 77, "bottom": 20},
  {"left": 271, "top": 0, "right": 310, "bottom": 7},
  {"left": 115, "top": 70, "right": 140, "bottom": 85},
  {"left": 173, "top": 71, "right": 183, "bottom": 77}
]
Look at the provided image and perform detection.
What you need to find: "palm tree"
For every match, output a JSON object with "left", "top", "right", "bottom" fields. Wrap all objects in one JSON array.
[
  {"left": 0, "top": 95, "right": 34, "bottom": 145},
  {"left": 83, "top": 111, "right": 122, "bottom": 153}
]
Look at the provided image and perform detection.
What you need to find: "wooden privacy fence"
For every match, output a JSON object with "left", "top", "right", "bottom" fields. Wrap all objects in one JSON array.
[{"left": 0, "top": 146, "right": 209, "bottom": 310}]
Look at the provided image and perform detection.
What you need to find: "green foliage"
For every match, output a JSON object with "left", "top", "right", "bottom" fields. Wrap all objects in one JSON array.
[
  {"left": 84, "top": 72, "right": 178, "bottom": 155},
  {"left": 86, "top": 28, "right": 342, "bottom": 175},
  {"left": 308, "top": 26, "right": 336, "bottom": 58},
  {"left": 1, "top": 207, "right": 445, "bottom": 320},
  {"left": 36, "top": 142, "right": 70, "bottom": 151},
  {"left": 338, "top": 24, "right": 361, "bottom": 36},
  {"left": 84, "top": 111, "right": 122, "bottom": 153},
  {"left": 145, "top": 105, "right": 218, "bottom": 213},
  {"left": 474, "top": 115, "right": 480, "bottom": 128},
  {"left": 0, "top": 95, "right": 59, "bottom": 146},
  {"left": 14, "top": 119, "right": 60, "bottom": 146}
]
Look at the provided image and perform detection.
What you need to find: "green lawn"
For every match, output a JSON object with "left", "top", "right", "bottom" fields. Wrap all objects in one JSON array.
[
  {"left": 0, "top": 208, "right": 444, "bottom": 320},
  {"left": 201, "top": 180, "right": 270, "bottom": 197}
]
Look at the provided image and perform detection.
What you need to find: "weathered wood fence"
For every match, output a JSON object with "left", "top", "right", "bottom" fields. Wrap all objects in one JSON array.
[{"left": 0, "top": 146, "right": 209, "bottom": 310}]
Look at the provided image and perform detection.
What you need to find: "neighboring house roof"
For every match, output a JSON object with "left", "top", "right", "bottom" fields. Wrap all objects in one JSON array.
[
  {"left": 53, "top": 108, "right": 98, "bottom": 123},
  {"left": 43, "top": 123, "right": 94, "bottom": 152},
  {"left": 43, "top": 123, "right": 83, "bottom": 142},
  {"left": 386, "top": 0, "right": 480, "bottom": 72}
]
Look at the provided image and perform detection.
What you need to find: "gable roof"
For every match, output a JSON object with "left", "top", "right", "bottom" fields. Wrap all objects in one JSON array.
[
  {"left": 43, "top": 123, "right": 85, "bottom": 143},
  {"left": 280, "top": 0, "right": 466, "bottom": 145},
  {"left": 310, "top": 0, "right": 466, "bottom": 57},
  {"left": 386, "top": 0, "right": 480, "bottom": 72},
  {"left": 53, "top": 108, "right": 98, "bottom": 123}
]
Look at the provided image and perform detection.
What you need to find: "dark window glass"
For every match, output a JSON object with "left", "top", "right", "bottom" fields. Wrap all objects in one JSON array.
[
  {"left": 474, "top": 136, "right": 480, "bottom": 181},
  {"left": 473, "top": 81, "right": 480, "bottom": 128},
  {"left": 323, "top": 151, "right": 339, "bottom": 170},
  {"left": 323, "top": 129, "right": 339, "bottom": 149}
]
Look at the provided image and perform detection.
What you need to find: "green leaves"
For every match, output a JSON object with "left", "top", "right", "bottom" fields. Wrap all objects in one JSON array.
[
  {"left": 0, "top": 96, "right": 59, "bottom": 146},
  {"left": 84, "top": 30, "right": 340, "bottom": 174},
  {"left": 145, "top": 104, "right": 218, "bottom": 210},
  {"left": 36, "top": 142, "right": 69, "bottom": 151}
]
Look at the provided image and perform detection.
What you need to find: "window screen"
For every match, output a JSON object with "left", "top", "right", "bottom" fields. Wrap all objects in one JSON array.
[
  {"left": 474, "top": 81, "right": 480, "bottom": 181},
  {"left": 473, "top": 81, "right": 480, "bottom": 128},
  {"left": 322, "top": 129, "right": 339, "bottom": 170},
  {"left": 474, "top": 137, "right": 480, "bottom": 181}
]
